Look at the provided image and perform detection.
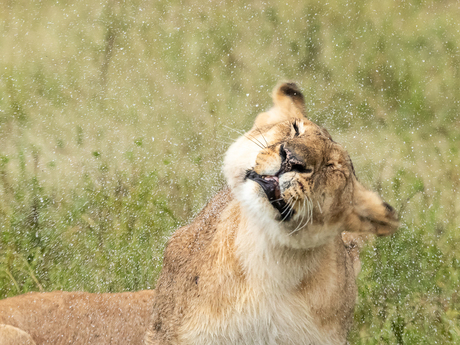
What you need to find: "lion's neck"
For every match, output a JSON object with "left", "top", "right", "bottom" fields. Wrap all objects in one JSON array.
[{"left": 232, "top": 202, "right": 333, "bottom": 292}]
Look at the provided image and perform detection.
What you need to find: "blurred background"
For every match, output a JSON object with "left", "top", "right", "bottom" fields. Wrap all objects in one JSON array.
[{"left": 0, "top": 0, "right": 459, "bottom": 343}]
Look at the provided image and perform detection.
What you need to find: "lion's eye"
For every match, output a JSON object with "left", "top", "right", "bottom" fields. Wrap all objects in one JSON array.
[
  {"left": 292, "top": 122, "right": 300, "bottom": 136},
  {"left": 292, "top": 164, "right": 313, "bottom": 174}
]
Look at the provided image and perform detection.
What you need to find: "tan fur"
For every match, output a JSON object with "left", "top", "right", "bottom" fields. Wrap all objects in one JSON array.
[
  {"left": 0, "top": 324, "right": 36, "bottom": 345},
  {"left": 341, "top": 232, "right": 374, "bottom": 277},
  {"left": 0, "top": 290, "right": 155, "bottom": 345},
  {"left": 146, "top": 82, "right": 399, "bottom": 344}
]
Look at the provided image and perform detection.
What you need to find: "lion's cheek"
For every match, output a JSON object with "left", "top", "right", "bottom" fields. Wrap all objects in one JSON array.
[
  {"left": 237, "top": 181, "right": 276, "bottom": 215},
  {"left": 280, "top": 176, "right": 312, "bottom": 201}
]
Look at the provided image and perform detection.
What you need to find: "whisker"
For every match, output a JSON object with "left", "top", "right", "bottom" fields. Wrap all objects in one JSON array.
[
  {"left": 305, "top": 196, "right": 311, "bottom": 225},
  {"left": 281, "top": 195, "right": 294, "bottom": 208},
  {"left": 223, "top": 125, "right": 265, "bottom": 149},
  {"left": 246, "top": 136, "right": 264, "bottom": 149},
  {"left": 289, "top": 198, "right": 307, "bottom": 236},
  {"left": 215, "top": 134, "right": 238, "bottom": 143},
  {"left": 288, "top": 200, "right": 303, "bottom": 236},
  {"left": 281, "top": 211, "right": 291, "bottom": 223},
  {"left": 308, "top": 196, "right": 313, "bottom": 225},
  {"left": 302, "top": 197, "right": 308, "bottom": 226},
  {"left": 302, "top": 198, "right": 312, "bottom": 230},
  {"left": 280, "top": 196, "right": 295, "bottom": 213},
  {"left": 317, "top": 201, "right": 322, "bottom": 214},
  {"left": 300, "top": 197, "right": 314, "bottom": 234},
  {"left": 304, "top": 197, "right": 311, "bottom": 226},
  {"left": 288, "top": 200, "right": 303, "bottom": 230},
  {"left": 246, "top": 133, "right": 266, "bottom": 149},
  {"left": 254, "top": 123, "right": 269, "bottom": 148},
  {"left": 280, "top": 198, "right": 295, "bottom": 222},
  {"left": 304, "top": 197, "right": 310, "bottom": 225},
  {"left": 222, "top": 124, "right": 246, "bottom": 136},
  {"left": 281, "top": 204, "right": 292, "bottom": 216}
]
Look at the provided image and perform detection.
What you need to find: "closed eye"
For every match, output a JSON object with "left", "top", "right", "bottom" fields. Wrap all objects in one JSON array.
[
  {"left": 292, "top": 121, "right": 300, "bottom": 136},
  {"left": 292, "top": 164, "right": 313, "bottom": 174}
]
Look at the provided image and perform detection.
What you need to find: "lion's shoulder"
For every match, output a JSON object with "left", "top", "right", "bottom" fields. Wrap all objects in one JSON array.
[
  {"left": 164, "top": 188, "right": 233, "bottom": 261},
  {"left": 148, "top": 188, "right": 236, "bottom": 344}
]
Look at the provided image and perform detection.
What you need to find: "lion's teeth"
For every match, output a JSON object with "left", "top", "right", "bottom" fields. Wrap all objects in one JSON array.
[{"left": 264, "top": 176, "right": 279, "bottom": 184}]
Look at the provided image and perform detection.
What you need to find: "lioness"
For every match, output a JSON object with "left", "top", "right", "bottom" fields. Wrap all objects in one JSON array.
[
  {"left": 145, "top": 82, "right": 399, "bottom": 344},
  {"left": 0, "top": 290, "right": 155, "bottom": 344},
  {"left": 0, "top": 82, "right": 398, "bottom": 345}
]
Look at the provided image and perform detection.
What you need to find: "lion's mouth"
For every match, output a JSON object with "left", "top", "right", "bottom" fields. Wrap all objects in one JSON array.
[{"left": 245, "top": 170, "right": 294, "bottom": 221}]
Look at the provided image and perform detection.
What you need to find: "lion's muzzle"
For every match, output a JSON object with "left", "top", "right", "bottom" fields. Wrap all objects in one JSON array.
[{"left": 245, "top": 170, "right": 294, "bottom": 221}]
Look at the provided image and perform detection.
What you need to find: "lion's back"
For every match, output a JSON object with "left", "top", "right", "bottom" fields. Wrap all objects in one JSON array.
[{"left": 0, "top": 290, "right": 155, "bottom": 345}]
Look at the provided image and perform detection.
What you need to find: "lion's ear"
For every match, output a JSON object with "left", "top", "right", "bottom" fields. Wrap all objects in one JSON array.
[
  {"left": 252, "top": 82, "right": 307, "bottom": 129},
  {"left": 344, "top": 181, "right": 399, "bottom": 236}
]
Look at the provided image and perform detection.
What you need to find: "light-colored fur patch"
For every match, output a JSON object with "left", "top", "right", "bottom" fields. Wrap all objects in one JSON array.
[{"left": 0, "top": 324, "right": 36, "bottom": 345}]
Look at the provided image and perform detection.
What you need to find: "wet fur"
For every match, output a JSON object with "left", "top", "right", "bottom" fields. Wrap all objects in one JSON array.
[
  {"left": 145, "top": 82, "right": 399, "bottom": 344},
  {"left": 0, "top": 290, "right": 155, "bottom": 345}
]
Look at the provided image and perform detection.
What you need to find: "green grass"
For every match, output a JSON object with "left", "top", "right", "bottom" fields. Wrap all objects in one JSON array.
[{"left": 0, "top": 0, "right": 459, "bottom": 343}]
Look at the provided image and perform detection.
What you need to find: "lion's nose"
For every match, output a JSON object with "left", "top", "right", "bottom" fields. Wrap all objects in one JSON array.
[{"left": 279, "top": 144, "right": 306, "bottom": 174}]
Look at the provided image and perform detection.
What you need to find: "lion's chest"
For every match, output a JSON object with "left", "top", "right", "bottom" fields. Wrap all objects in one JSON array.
[{"left": 178, "top": 287, "right": 343, "bottom": 345}]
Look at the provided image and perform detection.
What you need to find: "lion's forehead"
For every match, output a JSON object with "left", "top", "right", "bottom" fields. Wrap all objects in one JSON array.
[{"left": 253, "top": 126, "right": 344, "bottom": 164}]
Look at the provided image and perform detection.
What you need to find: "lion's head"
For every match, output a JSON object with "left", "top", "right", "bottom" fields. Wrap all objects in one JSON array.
[{"left": 224, "top": 82, "right": 398, "bottom": 249}]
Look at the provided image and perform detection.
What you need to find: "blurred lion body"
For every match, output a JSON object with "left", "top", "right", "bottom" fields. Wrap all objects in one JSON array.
[
  {"left": 0, "top": 290, "right": 155, "bottom": 345},
  {"left": 0, "top": 324, "right": 36, "bottom": 345}
]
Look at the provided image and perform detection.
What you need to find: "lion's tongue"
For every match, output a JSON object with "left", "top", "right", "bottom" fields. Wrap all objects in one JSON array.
[
  {"left": 245, "top": 171, "right": 292, "bottom": 220},
  {"left": 263, "top": 176, "right": 280, "bottom": 200},
  {"left": 245, "top": 171, "right": 280, "bottom": 201}
]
